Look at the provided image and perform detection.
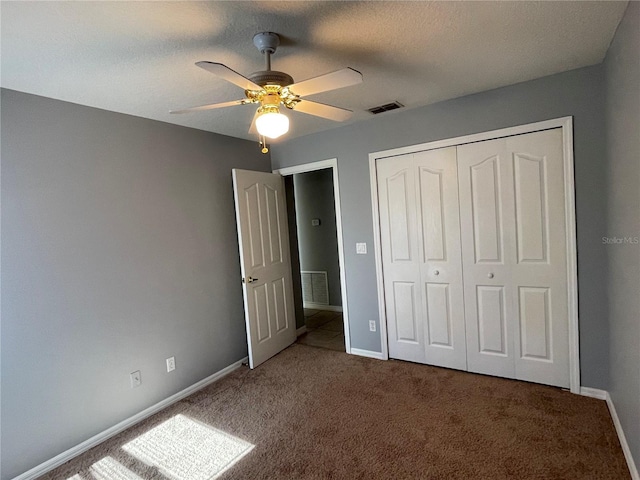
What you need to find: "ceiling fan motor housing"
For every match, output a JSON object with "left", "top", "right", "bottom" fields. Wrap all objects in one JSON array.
[
  {"left": 250, "top": 32, "right": 294, "bottom": 88},
  {"left": 253, "top": 32, "right": 280, "bottom": 54},
  {"left": 248, "top": 70, "right": 294, "bottom": 88}
]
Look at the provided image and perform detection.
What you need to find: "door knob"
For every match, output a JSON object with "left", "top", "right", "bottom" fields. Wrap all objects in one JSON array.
[
  {"left": 487, "top": 273, "right": 494, "bottom": 279},
  {"left": 243, "top": 276, "right": 259, "bottom": 284},
  {"left": 434, "top": 270, "right": 440, "bottom": 276}
]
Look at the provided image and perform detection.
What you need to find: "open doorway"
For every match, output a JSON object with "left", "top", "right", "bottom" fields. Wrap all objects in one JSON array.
[
  {"left": 275, "top": 159, "right": 351, "bottom": 353},
  {"left": 293, "top": 168, "right": 343, "bottom": 351}
]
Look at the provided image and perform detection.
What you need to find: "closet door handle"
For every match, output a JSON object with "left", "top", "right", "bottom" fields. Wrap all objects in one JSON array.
[
  {"left": 487, "top": 273, "right": 494, "bottom": 279},
  {"left": 434, "top": 270, "right": 440, "bottom": 276}
]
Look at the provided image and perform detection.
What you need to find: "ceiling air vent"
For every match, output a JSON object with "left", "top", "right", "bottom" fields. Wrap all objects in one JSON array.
[{"left": 367, "top": 101, "right": 404, "bottom": 115}]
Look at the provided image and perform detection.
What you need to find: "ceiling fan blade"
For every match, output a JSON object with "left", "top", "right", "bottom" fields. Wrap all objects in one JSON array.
[
  {"left": 288, "top": 68, "right": 362, "bottom": 97},
  {"left": 293, "top": 99, "right": 353, "bottom": 122},
  {"left": 248, "top": 109, "right": 259, "bottom": 135},
  {"left": 170, "top": 99, "right": 248, "bottom": 114},
  {"left": 196, "top": 61, "right": 262, "bottom": 91}
]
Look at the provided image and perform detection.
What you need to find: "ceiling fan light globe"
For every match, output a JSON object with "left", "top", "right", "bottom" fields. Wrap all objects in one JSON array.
[{"left": 256, "top": 111, "right": 289, "bottom": 139}]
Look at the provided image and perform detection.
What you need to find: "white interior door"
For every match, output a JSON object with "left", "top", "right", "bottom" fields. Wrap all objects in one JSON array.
[
  {"left": 232, "top": 169, "right": 296, "bottom": 368},
  {"left": 457, "top": 129, "right": 569, "bottom": 387},
  {"left": 457, "top": 137, "right": 517, "bottom": 379},
  {"left": 377, "top": 154, "right": 425, "bottom": 363},
  {"left": 414, "top": 148, "right": 467, "bottom": 370},
  {"left": 508, "top": 130, "right": 569, "bottom": 387},
  {"left": 377, "top": 147, "right": 467, "bottom": 370}
]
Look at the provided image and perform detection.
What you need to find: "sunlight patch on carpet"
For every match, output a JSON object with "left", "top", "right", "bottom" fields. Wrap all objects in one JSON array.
[
  {"left": 66, "top": 456, "right": 144, "bottom": 479},
  {"left": 121, "top": 414, "right": 254, "bottom": 480}
]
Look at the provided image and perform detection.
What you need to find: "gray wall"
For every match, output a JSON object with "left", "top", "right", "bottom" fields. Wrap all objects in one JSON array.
[
  {"left": 0, "top": 89, "right": 269, "bottom": 479},
  {"left": 604, "top": 2, "right": 640, "bottom": 470},
  {"left": 293, "top": 169, "right": 342, "bottom": 307},
  {"left": 272, "top": 65, "right": 609, "bottom": 389}
]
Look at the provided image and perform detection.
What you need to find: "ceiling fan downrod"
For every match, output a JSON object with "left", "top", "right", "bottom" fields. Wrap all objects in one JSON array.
[
  {"left": 253, "top": 32, "right": 279, "bottom": 72},
  {"left": 248, "top": 32, "right": 294, "bottom": 89}
]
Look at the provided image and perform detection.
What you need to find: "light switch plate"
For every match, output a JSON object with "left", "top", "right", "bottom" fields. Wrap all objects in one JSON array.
[
  {"left": 311, "top": 218, "right": 321, "bottom": 227},
  {"left": 356, "top": 243, "right": 367, "bottom": 254},
  {"left": 130, "top": 370, "right": 141, "bottom": 388},
  {"left": 166, "top": 356, "right": 176, "bottom": 372}
]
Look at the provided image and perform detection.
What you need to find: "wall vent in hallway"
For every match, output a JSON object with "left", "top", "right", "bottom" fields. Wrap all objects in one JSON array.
[{"left": 301, "top": 271, "right": 329, "bottom": 305}]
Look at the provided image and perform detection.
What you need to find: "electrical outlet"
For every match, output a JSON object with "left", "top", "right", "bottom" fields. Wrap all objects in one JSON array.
[
  {"left": 356, "top": 243, "right": 367, "bottom": 254},
  {"left": 369, "top": 320, "right": 376, "bottom": 332},
  {"left": 130, "top": 370, "right": 141, "bottom": 388},
  {"left": 166, "top": 356, "right": 176, "bottom": 372}
]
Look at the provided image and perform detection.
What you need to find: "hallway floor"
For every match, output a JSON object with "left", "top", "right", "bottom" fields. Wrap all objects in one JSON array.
[{"left": 296, "top": 308, "right": 345, "bottom": 352}]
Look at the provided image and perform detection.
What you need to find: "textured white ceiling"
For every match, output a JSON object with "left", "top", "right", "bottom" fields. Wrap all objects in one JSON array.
[{"left": 1, "top": 1, "right": 628, "bottom": 143}]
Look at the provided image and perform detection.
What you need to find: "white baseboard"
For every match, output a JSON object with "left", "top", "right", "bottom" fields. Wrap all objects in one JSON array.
[
  {"left": 579, "top": 386, "right": 639, "bottom": 479},
  {"left": 350, "top": 348, "right": 386, "bottom": 360},
  {"left": 303, "top": 303, "right": 343, "bottom": 312},
  {"left": 605, "top": 391, "right": 640, "bottom": 480},
  {"left": 296, "top": 325, "right": 307, "bottom": 337},
  {"left": 579, "top": 386, "right": 608, "bottom": 400},
  {"left": 14, "top": 356, "right": 248, "bottom": 480}
]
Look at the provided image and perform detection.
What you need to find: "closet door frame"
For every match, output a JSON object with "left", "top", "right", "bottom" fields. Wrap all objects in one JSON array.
[{"left": 369, "top": 116, "right": 580, "bottom": 394}]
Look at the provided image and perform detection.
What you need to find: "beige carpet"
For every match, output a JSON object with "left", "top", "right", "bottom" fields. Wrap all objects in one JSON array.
[{"left": 42, "top": 344, "right": 629, "bottom": 479}]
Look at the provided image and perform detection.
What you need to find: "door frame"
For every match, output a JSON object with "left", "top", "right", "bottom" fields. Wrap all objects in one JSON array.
[
  {"left": 368, "top": 116, "right": 580, "bottom": 393},
  {"left": 273, "top": 158, "right": 352, "bottom": 354}
]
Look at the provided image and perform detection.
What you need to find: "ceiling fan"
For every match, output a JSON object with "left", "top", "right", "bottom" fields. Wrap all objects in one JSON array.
[{"left": 171, "top": 32, "right": 363, "bottom": 153}]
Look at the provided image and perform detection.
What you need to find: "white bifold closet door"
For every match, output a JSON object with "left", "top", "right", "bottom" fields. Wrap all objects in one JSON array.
[
  {"left": 457, "top": 129, "right": 569, "bottom": 388},
  {"left": 376, "top": 128, "right": 570, "bottom": 388},
  {"left": 377, "top": 147, "right": 467, "bottom": 370}
]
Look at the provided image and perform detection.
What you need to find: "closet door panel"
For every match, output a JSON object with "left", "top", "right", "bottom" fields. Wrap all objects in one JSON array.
[
  {"left": 425, "top": 283, "right": 452, "bottom": 346},
  {"left": 377, "top": 155, "right": 426, "bottom": 363},
  {"left": 419, "top": 167, "right": 447, "bottom": 261},
  {"left": 387, "top": 171, "right": 413, "bottom": 261},
  {"left": 508, "top": 129, "right": 569, "bottom": 388},
  {"left": 458, "top": 138, "right": 516, "bottom": 379},
  {"left": 415, "top": 148, "right": 467, "bottom": 370},
  {"left": 518, "top": 287, "right": 551, "bottom": 360},
  {"left": 393, "top": 282, "right": 421, "bottom": 343},
  {"left": 469, "top": 156, "right": 503, "bottom": 263},
  {"left": 476, "top": 285, "right": 508, "bottom": 356},
  {"left": 513, "top": 153, "right": 548, "bottom": 263}
]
